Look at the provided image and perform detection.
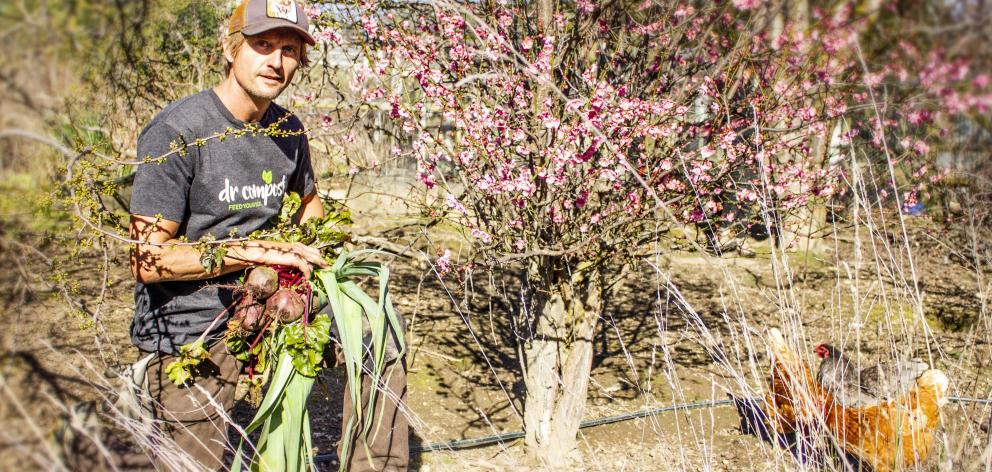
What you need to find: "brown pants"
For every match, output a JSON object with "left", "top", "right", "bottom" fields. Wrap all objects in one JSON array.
[
  {"left": 145, "top": 340, "right": 241, "bottom": 471},
  {"left": 339, "top": 360, "right": 409, "bottom": 472},
  {"left": 69, "top": 342, "right": 408, "bottom": 472}
]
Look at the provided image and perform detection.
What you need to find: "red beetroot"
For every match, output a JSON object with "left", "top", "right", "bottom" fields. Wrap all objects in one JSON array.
[
  {"left": 265, "top": 287, "right": 305, "bottom": 323},
  {"left": 245, "top": 266, "right": 279, "bottom": 300},
  {"left": 238, "top": 302, "right": 267, "bottom": 331}
]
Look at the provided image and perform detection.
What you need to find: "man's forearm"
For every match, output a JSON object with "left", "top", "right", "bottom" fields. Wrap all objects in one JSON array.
[
  {"left": 296, "top": 191, "right": 325, "bottom": 223},
  {"left": 133, "top": 240, "right": 263, "bottom": 283},
  {"left": 132, "top": 240, "right": 327, "bottom": 284}
]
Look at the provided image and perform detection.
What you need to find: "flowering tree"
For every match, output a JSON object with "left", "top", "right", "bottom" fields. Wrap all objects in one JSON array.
[{"left": 310, "top": 0, "right": 992, "bottom": 463}]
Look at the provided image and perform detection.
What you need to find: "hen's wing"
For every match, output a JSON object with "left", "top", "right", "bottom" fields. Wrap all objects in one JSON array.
[{"left": 859, "top": 360, "right": 929, "bottom": 400}]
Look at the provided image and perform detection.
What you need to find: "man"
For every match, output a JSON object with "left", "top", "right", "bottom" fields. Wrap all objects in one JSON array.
[{"left": 122, "top": 1, "right": 407, "bottom": 470}]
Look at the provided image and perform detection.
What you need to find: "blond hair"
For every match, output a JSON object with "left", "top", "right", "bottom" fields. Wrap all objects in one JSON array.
[{"left": 222, "top": 30, "right": 311, "bottom": 76}]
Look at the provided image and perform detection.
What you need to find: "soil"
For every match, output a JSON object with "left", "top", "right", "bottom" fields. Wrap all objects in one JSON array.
[{"left": 1, "top": 213, "right": 991, "bottom": 471}]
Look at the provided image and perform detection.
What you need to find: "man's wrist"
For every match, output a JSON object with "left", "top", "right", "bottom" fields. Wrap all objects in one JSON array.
[
  {"left": 223, "top": 240, "right": 286, "bottom": 268},
  {"left": 223, "top": 241, "right": 265, "bottom": 269}
]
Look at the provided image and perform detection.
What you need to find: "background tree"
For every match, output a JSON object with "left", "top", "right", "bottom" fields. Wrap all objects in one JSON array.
[{"left": 333, "top": 0, "right": 991, "bottom": 464}]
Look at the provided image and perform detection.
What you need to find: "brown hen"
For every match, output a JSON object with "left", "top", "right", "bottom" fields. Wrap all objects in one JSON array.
[{"left": 763, "top": 328, "right": 948, "bottom": 472}]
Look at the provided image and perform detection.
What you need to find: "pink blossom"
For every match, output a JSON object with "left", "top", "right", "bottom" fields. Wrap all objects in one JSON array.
[
  {"left": 733, "top": 0, "right": 765, "bottom": 11},
  {"left": 436, "top": 249, "right": 452, "bottom": 276},
  {"left": 704, "top": 200, "right": 721, "bottom": 214},
  {"left": 312, "top": 30, "right": 341, "bottom": 44},
  {"left": 907, "top": 109, "right": 932, "bottom": 125},
  {"left": 572, "top": 191, "right": 588, "bottom": 209},
  {"left": 565, "top": 99, "right": 584, "bottom": 112},
  {"left": 304, "top": 6, "right": 321, "bottom": 20},
  {"left": 361, "top": 16, "right": 378, "bottom": 36},
  {"left": 966, "top": 74, "right": 989, "bottom": 89},
  {"left": 496, "top": 9, "right": 512, "bottom": 29},
  {"left": 471, "top": 228, "right": 492, "bottom": 243},
  {"left": 626, "top": 192, "right": 640, "bottom": 210},
  {"left": 863, "top": 72, "right": 884, "bottom": 87},
  {"left": 738, "top": 188, "right": 757, "bottom": 202},
  {"left": 417, "top": 170, "right": 436, "bottom": 189},
  {"left": 361, "top": 87, "right": 386, "bottom": 101},
  {"left": 446, "top": 193, "right": 468, "bottom": 214},
  {"left": 689, "top": 208, "right": 705, "bottom": 222}
]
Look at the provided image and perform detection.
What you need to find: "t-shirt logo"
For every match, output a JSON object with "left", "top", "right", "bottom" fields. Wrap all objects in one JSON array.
[
  {"left": 218, "top": 171, "right": 287, "bottom": 211},
  {"left": 266, "top": 0, "right": 298, "bottom": 23}
]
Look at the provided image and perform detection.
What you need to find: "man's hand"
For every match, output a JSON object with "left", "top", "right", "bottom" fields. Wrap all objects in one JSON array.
[{"left": 227, "top": 240, "right": 328, "bottom": 280}]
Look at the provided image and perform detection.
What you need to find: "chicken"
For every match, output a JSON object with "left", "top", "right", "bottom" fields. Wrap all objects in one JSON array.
[
  {"left": 763, "top": 328, "right": 949, "bottom": 472},
  {"left": 815, "top": 343, "right": 877, "bottom": 407},
  {"left": 815, "top": 343, "right": 929, "bottom": 405}
]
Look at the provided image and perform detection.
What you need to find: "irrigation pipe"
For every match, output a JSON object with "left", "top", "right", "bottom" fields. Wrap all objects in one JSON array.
[
  {"left": 313, "top": 399, "right": 734, "bottom": 463},
  {"left": 311, "top": 395, "right": 992, "bottom": 464},
  {"left": 948, "top": 395, "right": 992, "bottom": 405}
]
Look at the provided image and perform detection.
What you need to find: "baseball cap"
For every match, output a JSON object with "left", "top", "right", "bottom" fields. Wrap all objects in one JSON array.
[{"left": 229, "top": 0, "right": 316, "bottom": 46}]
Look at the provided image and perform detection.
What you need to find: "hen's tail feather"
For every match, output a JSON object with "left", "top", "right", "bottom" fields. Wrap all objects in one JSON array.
[{"left": 732, "top": 394, "right": 831, "bottom": 467}]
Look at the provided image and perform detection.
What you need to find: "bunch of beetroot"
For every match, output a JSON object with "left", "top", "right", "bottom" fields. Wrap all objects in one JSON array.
[{"left": 229, "top": 265, "right": 310, "bottom": 334}]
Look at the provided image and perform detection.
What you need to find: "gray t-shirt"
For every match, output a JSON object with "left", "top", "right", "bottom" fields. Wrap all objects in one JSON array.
[{"left": 130, "top": 89, "right": 315, "bottom": 355}]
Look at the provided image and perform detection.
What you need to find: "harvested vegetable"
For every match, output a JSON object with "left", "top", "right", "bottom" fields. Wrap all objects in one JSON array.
[
  {"left": 245, "top": 266, "right": 280, "bottom": 299},
  {"left": 265, "top": 287, "right": 305, "bottom": 323},
  {"left": 237, "top": 301, "right": 267, "bottom": 331}
]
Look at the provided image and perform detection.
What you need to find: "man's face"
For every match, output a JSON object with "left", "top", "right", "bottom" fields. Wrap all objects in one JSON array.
[{"left": 229, "top": 29, "right": 303, "bottom": 102}]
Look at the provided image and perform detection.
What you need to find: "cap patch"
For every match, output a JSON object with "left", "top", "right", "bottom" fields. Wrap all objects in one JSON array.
[{"left": 266, "top": 0, "right": 298, "bottom": 23}]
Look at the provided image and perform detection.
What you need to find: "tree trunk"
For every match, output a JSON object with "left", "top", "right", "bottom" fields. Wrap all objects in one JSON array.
[{"left": 522, "top": 265, "right": 602, "bottom": 465}]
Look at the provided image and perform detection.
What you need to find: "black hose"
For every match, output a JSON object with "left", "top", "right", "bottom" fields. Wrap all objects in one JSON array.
[
  {"left": 312, "top": 399, "right": 734, "bottom": 464},
  {"left": 948, "top": 395, "right": 992, "bottom": 405},
  {"left": 312, "top": 394, "right": 992, "bottom": 464}
]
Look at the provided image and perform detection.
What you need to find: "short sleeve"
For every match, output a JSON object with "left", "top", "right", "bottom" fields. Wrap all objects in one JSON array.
[
  {"left": 289, "top": 137, "right": 316, "bottom": 197},
  {"left": 130, "top": 121, "right": 196, "bottom": 223}
]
